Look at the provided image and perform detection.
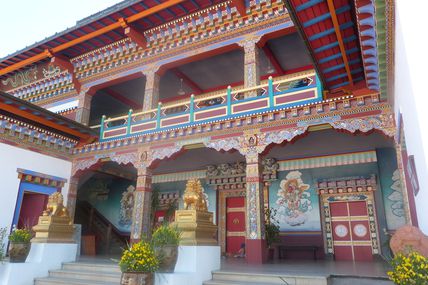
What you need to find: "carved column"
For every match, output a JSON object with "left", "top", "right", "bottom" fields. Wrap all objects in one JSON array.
[
  {"left": 142, "top": 66, "right": 161, "bottom": 112},
  {"left": 130, "top": 167, "right": 153, "bottom": 243},
  {"left": 239, "top": 36, "right": 261, "bottom": 98},
  {"left": 66, "top": 176, "right": 79, "bottom": 223},
  {"left": 394, "top": 142, "right": 414, "bottom": 225},
  {"left": 75, "top": 90, "right": 93, "bottom": 126}
]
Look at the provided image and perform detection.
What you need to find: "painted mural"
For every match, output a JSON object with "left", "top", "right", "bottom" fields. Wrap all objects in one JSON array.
[
  {"left": 79, "top": 177, "right": 217, "bottom": 233},
  {"left": 377, "top": 148, "right": 406, "bottom": 230},
  {"left": 270, "top": 170, "right": 320, "bottom": 231},
  {"left": 276, "top": 171, "right": 312, "bottom": 227},
  {"left": 269, "top": 148, "right": 405, "bottom": 232}
]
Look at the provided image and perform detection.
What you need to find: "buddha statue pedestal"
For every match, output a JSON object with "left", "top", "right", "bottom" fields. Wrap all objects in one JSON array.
[
  {"left": 32, "top": 216, "right": 75, "bottom": 243},
  {"left": 31, "top": 192, "right": 75, "bottom": 244},
  {"left": 173, "top": 210, "right": 217, "bottom": 246}
]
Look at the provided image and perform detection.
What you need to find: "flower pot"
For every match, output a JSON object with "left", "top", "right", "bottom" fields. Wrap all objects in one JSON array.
[
  {"left": 120, "top": 272, "right": 153, "bottom": 285},
  {"left": 9, "top": 242, "right": 31, "bottom": 263},
  {"left": 155, "top": 245, "right": 178, "bottom": 273}
]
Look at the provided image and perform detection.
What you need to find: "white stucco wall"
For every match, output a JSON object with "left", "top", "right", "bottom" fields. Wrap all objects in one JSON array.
[
  {"left": 395, "top": 1, "right": 428, "bottom": 234},
  {"left": 0, "top": 143, "right": 72, "bottom": 244}
]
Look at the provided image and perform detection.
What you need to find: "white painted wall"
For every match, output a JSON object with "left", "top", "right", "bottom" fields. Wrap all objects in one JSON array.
[
  {"left": 395, "top": 0, "right": 428, "bottom": 234},
  {"left": 0, "top": 143, "right": 72, "bottom": 246}
]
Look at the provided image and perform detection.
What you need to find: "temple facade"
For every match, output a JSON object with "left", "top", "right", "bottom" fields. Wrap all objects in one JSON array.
[{"left": 0, "top": 0, "right": 425, "bottom": 266}]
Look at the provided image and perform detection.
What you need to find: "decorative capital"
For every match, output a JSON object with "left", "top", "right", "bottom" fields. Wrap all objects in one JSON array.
[
  {"left": 142, "top": 64, "right": 161, "bottom": 77},
  {"left": 237, "top": 34, "right": 262, "bottom": 52},
  {"left": 330, "top": 113, "right": 395, "bottom": 138}
]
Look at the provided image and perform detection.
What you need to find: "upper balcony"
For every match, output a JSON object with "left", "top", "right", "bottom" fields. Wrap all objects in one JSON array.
[{"left": 93, "top": 70, "right": 322, "bottom": 142}]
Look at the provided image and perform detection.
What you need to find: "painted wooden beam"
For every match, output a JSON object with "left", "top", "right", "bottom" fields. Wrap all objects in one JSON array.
[
  {"left": 0, "top": 0, "right": 186, "bottom": 77},
  {"left": 118, "top": 18, "right": 147, "bottom": 49},
  {"left": 49, "top": 52, "right": 82, "bottom": 93},
  {"left": 326, "top": 0, "right": 354, "bottom": 87},
  {"left": 230, "top": 0, "right": 246, "bottom": 16},
  {"left": 171, "top": 68, "right": 203, "bottom": 94},
  {"left": 103, "top": 88, "right": 142, "bottom": 110},
  {"left": 262, "top": 44, "right": 285, "bottom": 75}
]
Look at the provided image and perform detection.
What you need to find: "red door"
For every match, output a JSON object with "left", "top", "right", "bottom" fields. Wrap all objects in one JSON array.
[
  {"left": 330, "top": 201, "right": 373, "bottom": 261},
  {"left": 18, "top": 192, "right": 49, "bottom": 228},
  {"left": 226, "top": 197, "right": 246, "bottom": 255}
]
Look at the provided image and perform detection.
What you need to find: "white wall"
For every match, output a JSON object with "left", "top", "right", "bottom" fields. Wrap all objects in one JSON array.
[
  {"left": 0, "top": 143, "right": 72, "bottom": 244},
  {"left": 395, "top": 0, "right": 428, "bottom": 234}
]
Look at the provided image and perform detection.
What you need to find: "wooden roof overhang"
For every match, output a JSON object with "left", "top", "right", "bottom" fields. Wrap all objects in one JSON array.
[
  {"left": 0, "top": 0, "right": 232, "bottom": 79},
  {"left": 0, "top": 91, "right": 97, "bottom": 144},
  {"left": 284, "top": 0, "right": 380, "bottom": 94}
]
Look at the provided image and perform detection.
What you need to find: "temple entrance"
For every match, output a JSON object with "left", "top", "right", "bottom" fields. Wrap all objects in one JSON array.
[
  {"left": 330, "top": 200, "right": 374, "bottom": 261},
  {"left": 225, "top": 196, "right": 246, "bottom": 255}
]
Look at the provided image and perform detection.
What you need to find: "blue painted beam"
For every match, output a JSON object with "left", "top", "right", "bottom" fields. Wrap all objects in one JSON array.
[
  {"left": 309, "top": 21, "right": 353, "bottom": 41},
  {"left": 296, "top": 0, "right": 324, "bottom": 12},
  {"left": 314, "top": 35, "right": 356, "bottom": 53},
  {"left": 318, "top": 47, "right": 359, "bottom": 64},
  {"left": 323, "top": 58, "right": 361, "bottom": 73},
  {"left": 326, "top": 68, "right": 363, "bottom": 82},
  {"left": 303, "top": 5, "right": 350, "bottom": 28}
]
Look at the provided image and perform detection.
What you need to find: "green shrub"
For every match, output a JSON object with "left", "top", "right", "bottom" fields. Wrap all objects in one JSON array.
[
  {"left": 151, "top": 224, "right": 181, "bottom": 247},
  {"left": 9, "top": 228, "right": 32, "bottom": 243}
]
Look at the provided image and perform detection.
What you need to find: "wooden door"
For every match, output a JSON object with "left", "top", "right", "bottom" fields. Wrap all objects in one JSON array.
[
  {"left": 330, "top": 201, "right": 373, "bottom": 261},
  {"left": 226, "top": 197, "right": 246, "bottom": 255}
]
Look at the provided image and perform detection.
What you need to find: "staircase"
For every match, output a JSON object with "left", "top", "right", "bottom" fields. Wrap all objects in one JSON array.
[
  {"left": 203, "top": 271, "right": 393, "bottom": 285},
  {"left": 34, "top": 261, "right": 121, "bottom": 285},
  {"left": 75, "top": 200, "right": 128, "bottom": 256},
  {"left": 203, "top": 271, "right": 329, "bottom": 285}
]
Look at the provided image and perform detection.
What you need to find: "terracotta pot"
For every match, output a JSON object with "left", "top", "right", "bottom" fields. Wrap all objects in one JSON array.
[
  {"left": 9, "top": 242, "right": 31, "bottom": 263},
  {"left": 155, "top": 245, "right": 178, "bottom": 273},
  {"left": 120, "top": 272, "right": 153, "bottom": 285}
]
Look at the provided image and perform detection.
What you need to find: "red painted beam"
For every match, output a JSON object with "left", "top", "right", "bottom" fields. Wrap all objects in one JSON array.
[
  {"left": 230, "top": 0, "right": 247, "bottom": 16},
  {"left": 50, "top": 53, "right": 82, "bottom": 93},
  {"left": 171, "top": 68, "right": 203, "bottom": 94},
  {"left": 118, "top": 18, "right": 147, "bottom": 49},
  {"left": 103, "top": 88, "right": 142, "bottom": 110},
  {"left": 262, "top": 44, "right": 285, "bottom": 75}
]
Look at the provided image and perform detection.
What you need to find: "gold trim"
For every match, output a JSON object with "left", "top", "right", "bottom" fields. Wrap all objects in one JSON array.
[
  {"left": 226, "top": 207, "right": 245, "bottom": 213},
  {"left": 226, "top": 231, "right": 246, "bottom": 237},
  {"left": 331, "top": 216, "right": 369, "bottom": 221}
]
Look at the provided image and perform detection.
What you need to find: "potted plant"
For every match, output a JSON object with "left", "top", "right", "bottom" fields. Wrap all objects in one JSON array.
[
  {"left": 8, "top": 227, "right": 32, "bottom": 263},
  {"left": 264, "top": 208, "right": 280, "bottom": 261},
  {"left": 388, "top": 250, "right": 428, "bottom": 285},
  {"left": 119, "top": 241, "right": 159, "bottom": 285},
  {"left": 151, "top": 224, "right": 181, "bottom": 273}
]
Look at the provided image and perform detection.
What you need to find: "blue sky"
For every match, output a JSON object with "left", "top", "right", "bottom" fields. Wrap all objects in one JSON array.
[{"left": 0, "top": 0, "right": 121, "bottom": 58}]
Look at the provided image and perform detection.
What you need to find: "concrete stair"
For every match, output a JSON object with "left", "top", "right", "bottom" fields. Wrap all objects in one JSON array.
[
  {"left": 34, "top": 261, "right": 121, "bottom": 285},
  {"left": 203, "top": 271, "right": 329, "bottom": 285}
]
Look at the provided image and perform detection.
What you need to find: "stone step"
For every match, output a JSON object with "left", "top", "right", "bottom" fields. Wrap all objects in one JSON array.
[
  {"left": 211, "top": 271, "right": 329, "bottom": 285},
  {"left": 48, "top": 269, "right": 121, "bottom": 283},
  {"left": 34, "top": 277, "right": 119, "bottom": 285},
  {"left": 204, "top": 280, "right": 275, "bottom": 285},
  {"left": 62, "top": 261, "right": 121, "bottom": 273},
  {"left": 330, "top": 276, "right": 393, "bottom": 285}
]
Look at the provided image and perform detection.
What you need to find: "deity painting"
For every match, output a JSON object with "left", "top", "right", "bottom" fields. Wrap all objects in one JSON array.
[
  {"left": 276, "top": 171, "right": 312, "bottom": 226},
  {"left": 119, "top": 185, "right": 135, "bottom": 226}
]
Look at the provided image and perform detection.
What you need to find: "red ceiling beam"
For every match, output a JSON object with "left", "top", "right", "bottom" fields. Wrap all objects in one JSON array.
[
  {"left": 230, "top": 0, "right": 247, "bottom": 16},
  {"left": 103, "top": 88, "right": 142, "bottom": 110},
  {"left": 118, "top": 18, "right": 147, "bottom": 49},
  {"left": 262, "top": 44, "right": 285, "bottom": 75},
  {"left": 0, "top": 0, "right": 186, "bottom": 77},
  {"left": 171, "top": 68, "right": 203, "bottom": 94},
  {"left": 326, "top": 0, "right": 354, "bottom": 88},
  {"left": 49, "top": 52, "right": 82, "bottom": 93}
]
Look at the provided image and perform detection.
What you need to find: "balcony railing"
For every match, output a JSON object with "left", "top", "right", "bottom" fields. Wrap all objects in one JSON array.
[{"left": 95, "top": 71, "right": 322, "bottom": 141}]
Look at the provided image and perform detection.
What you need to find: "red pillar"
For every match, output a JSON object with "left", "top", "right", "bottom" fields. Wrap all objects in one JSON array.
[{"left": 245, "top": 151, "right": 267, "bottom": 264}]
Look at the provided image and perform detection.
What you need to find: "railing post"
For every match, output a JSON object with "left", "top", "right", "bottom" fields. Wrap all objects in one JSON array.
[
  {"left": 268, "top": 76, "right": 274, "bottom": 108},
  {"left": 100, "top": 115, "right": 106, "bottom": 139},
  {"left": 189, "top": 94, "right": 195, "bottom": 123},
  {"left": 126, "top": 109, "right": 133, "bottom": 135},
  {"left": 156, "top": 102, "right": 162, "bottom": 130},
  {"left": 227, "top": 86, "right": 232, "bottom": 115},
  {"left": 316, "top": 72, "right": 323, "bottom": 99}
]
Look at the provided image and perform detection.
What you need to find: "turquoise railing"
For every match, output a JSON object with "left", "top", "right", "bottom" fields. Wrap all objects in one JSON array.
[{"left": 94, "top": 71, "right": 322, "bottom": 141}]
